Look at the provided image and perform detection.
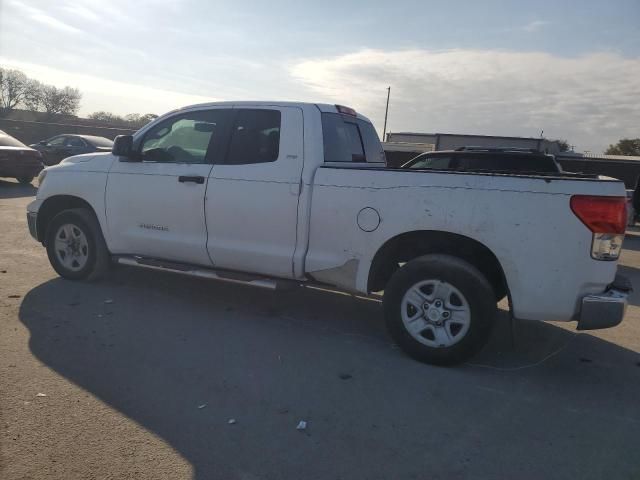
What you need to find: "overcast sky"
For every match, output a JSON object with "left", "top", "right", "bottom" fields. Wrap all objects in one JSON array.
[{"left": 1, "top": 0, "right": 639, "bottom": 153}]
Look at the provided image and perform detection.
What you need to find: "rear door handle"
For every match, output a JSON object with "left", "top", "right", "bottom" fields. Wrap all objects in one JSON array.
[{"left": 178, "top": 175, "right": 205, "bottom": 184}]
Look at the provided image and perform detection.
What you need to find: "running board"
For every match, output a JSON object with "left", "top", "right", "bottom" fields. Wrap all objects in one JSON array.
[{"left": 115, "top": 256, "right": 278, "bottom": 290}]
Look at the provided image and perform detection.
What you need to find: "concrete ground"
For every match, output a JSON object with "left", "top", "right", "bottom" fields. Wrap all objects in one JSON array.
[{"left": 1, "top": 177, "right": 639, "bottom": 480}]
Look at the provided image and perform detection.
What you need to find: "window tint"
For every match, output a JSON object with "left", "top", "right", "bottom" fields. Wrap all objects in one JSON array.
[
  {"left": 357, "top": 119, "right": 385, "bottom": 163},
  {"left": 226, "top": 109, "right": 281, "bottom": 165},
  {"left": 456, "top": 154, "right": 559, "bottom": 173},
  {"left": 141, "top": 110, "right": 227, "bottom": 164},
  {"left": 408, "top": 154, "right": 452, "bottom": 170},
  {"left": 65, "top": 137, "right": 86, "bottom": 147},
  {"left": 321, "top": 113, "right": 366, "bottom": 162},
  {"left": 47, "top": 136, "right": 66, "bottom": 146}
]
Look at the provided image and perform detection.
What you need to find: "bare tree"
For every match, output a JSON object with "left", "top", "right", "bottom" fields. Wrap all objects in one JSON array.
[
  {"left": 88, "top": 111, "right": 125, "bottom": 123},
  {"left": 23, "top": 79, "right": 44, "bottom": 111},
  {"left": 39, "top": 85, "right": 82, "bottom": 117},
  {"left": 89, "top": 111, "right": 158, "bottom": 127},
  {"left": 0, "top": 68, "right": 32, "bottom": 115}
]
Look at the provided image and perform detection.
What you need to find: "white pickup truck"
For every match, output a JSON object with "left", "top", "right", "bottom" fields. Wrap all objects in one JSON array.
[{"left": 27, "top": 101, "right": 631, "bottom": 365}]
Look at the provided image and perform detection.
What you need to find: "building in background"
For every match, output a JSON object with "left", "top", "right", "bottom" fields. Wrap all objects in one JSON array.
[
  {"left": 385, "top": 132, "right": 563, "bottom": 154},
  {"left": 381, "top": 131, "right": 640, "bottom": 189}
]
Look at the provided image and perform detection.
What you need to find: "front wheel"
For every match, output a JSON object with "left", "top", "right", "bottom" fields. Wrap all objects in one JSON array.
[
  {"left": 45, "top": 208, "right": 110, "bottom": 281},
  {"left": 383, "top": 254, "right": 497, "bottom": 366}
]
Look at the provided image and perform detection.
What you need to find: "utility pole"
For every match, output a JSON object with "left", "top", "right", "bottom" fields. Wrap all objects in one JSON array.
[{"left": 382, "top": 86, "right": 391, "bottom": 142}]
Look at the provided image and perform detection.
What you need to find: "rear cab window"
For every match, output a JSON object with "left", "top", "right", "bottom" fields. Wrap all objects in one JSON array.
[{"left": 321, "top": 113, "right": 385, "bottom": 163}]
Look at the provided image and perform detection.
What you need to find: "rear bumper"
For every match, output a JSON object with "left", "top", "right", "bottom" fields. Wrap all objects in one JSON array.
[
  {"left": 577, "top": 274, "right": 632, "bottom": 330},
  {"left": 0, "top": 162, "right": 43, "bottom": 178}
]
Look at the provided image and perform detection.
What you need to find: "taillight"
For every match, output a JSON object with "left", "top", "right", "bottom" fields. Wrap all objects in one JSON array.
[{"left": 570, "top": 195, "right": 627, "bottom": 260}]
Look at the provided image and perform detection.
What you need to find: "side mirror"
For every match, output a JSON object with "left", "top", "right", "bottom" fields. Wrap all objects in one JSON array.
[
  {"left": 39, "top": 140, "right": 47, "bottom": 145},
  {"left": 112, "top": 135, "right": 138, "bottom": 161}
]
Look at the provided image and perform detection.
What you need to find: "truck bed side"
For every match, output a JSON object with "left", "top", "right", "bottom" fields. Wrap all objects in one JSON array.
[{"left": 305, "top": 166, "right": 624, "bottom": 322}]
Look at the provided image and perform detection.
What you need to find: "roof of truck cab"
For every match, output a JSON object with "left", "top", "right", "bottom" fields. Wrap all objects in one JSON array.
[{"left": 172, "top": 101, "right": 373, "bottom": 123}]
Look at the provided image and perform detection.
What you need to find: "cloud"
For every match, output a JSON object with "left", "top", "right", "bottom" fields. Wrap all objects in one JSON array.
[
  {"left": 0, "top": 58, "right": 217, "bottom": 116},
  {"left": 522, "top": 20, "right": 550, "bottom": 33},
  {"left": 7, "top": 1, "right": 83, "bottom": 34},
  {"left": 291, "top": 49, "right": 640, "bottom": 153}
]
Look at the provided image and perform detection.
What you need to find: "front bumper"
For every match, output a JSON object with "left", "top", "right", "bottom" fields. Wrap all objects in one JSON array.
[
  {"left": 577, "top": 274, "right": 632, "bottom": 330},
  {"left": 27, "top": 211, "right": 38, "bottom": 241}
]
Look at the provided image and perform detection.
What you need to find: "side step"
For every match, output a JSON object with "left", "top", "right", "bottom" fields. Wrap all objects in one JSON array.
[{"left": 115, "top": 256, "right": 278, "bottom": 290}]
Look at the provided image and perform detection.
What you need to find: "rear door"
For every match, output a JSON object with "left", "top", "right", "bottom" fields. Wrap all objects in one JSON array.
[
  {"left": 205, "top": 106, "right": 304, "bottom": 278},
  {"left": 106, "top": 108, "right": 233, "bottom": 265}
]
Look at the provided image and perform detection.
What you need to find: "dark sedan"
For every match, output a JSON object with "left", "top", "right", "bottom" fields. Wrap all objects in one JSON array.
[
  {"left": 31, "top": 134, "right": 113, "bottom": 166},
  {"left": 0, "top": 130, "right": 43, "bottom": 184}
]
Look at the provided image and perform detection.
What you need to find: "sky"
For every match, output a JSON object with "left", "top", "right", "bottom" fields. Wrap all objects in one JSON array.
[{"left": 1, "top": 0, "right": 639, "bottom": 153}]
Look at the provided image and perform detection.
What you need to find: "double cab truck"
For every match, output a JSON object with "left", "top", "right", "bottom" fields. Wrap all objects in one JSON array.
[{"left": 27, "top": 102, "right": 631, "bottom": 365}]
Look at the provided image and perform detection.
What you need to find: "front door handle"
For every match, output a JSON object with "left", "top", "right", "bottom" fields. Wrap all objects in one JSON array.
[{"left": 178, "top": 175, "right": 205, "bottom": 184}]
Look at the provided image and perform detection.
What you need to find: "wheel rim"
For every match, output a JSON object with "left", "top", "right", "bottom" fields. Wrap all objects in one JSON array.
[
  {"left": 400, "top": 279, "right": 471, "bottom": 348},
  {"left": 54, "top": 223, "right": 89, "bottom": 272}
]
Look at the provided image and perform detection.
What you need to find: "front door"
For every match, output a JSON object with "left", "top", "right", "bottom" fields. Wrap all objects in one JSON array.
[{"left": 106, "top": 108, "right": 233, "bottom": 265}]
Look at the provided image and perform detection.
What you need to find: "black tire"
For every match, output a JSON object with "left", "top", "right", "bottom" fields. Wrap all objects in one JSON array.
[
  {"left": 17, "top": 176, "right": 34, "bottom": 184},
  {"left": 45, "top": 208, "right": 110, "bottom": 281},
  {"left": 383, "top": 254, "right": 496, "bottom": 366}
]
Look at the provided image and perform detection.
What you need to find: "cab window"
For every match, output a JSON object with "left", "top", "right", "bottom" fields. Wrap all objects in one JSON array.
[
  {"left": 321, "top": 113, "right": 384, "bottom": 163},
  {"left": 225, "top": 109, "right": 281, "bottom": 165},
  {"left": 140, "top": 110, "right": 230, "bottom": 164}
]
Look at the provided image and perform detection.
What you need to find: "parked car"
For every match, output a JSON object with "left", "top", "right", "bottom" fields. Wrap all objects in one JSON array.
[
  {"left": 401, "top": 146, "right": 563, "bottom": 174},
  {"left": 27, "top": 102, "right": 630, "bottom": 365},
  {"left": 31, "top": 134, "right": 113, "bottom": 166},
  {"left": 0, "top": 130, "right": 43, "bottom": 184}
]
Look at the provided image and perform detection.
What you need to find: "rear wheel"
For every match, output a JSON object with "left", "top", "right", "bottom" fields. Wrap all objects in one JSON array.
[
  {"left": 45, "top": 208, "right": 110, "bottom": 281},
  {"left": 17, "top": 176, "right": 34, "bottom": 184},
  {"left": 384, "top": 254, "right": 497, "bottom": 366}
]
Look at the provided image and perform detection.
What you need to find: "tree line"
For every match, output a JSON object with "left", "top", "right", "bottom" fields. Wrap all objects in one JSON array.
[
  {"left": 0, "top": 67, "right": 158, "bottom": 128},
  {"left": 0, "top": 67, "right": 81, "bottom": 117}
]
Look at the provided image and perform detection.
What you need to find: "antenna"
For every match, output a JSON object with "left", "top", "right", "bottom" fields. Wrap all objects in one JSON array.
[{"left": 382, "top": 86, "right": 391, "bottom": 141}]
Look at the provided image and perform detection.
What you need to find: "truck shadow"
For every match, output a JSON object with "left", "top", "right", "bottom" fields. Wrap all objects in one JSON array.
[
  {"left": 18, "top": 268, "right": 640, "bottom": 479},
  {"left": 0, "top": 179, "right": 37, "bottom": 199}
]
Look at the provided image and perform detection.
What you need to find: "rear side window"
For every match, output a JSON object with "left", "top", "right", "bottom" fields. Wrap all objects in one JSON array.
[
  {"left": 65, "top": 137, "right": 86, "bottom": 147},
  {"left": 226, "top": 109, "right": 281, "bottom": 165},
  {"left": 408, "top": 154, "right": 452, "bottom": 170},
  {"left": 457, "top": 154, "right": 559, "bottom": 173},
  {"left": 322, "top": 113, "right": 383, "bottom": 163}
]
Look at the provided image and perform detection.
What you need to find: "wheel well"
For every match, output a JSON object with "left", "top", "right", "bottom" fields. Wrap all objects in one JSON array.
[
  {"left": 367, "top": 231, "right": 508, "bottom": 300},
  {"left": 37, "top": 195, "right": 96, "bottom": 244}
]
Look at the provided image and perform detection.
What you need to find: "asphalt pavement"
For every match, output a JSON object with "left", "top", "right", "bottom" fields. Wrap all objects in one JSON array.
[{"left": 1, "top": 178, "right": 640, "bottom": 480}]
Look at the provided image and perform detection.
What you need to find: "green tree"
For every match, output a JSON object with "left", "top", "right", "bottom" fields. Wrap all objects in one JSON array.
[{"left": 605, "top": 138, "right": 640, "bottom": 156}]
